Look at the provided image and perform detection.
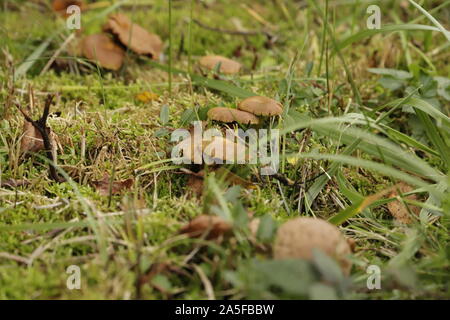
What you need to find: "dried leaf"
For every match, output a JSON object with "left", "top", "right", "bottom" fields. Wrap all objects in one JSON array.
[
  {"left": 1, "top": 178, "right": 30, "bottom": 188},
  {"left": 20, "top": 121, "right": 50, "bottom": 154},
  {"left": 387, "top": 183, "right": 420, "bottom": 224},
  {"left": 91, "top": 174, "right": 134, "bottom": 196},
  {"left": 179, "top": 215, "right": 232, "bottom": 240}
]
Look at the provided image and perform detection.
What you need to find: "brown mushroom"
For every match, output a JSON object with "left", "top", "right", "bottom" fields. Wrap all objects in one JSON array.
[
  {"left": 238, "top": 96, "right": 283, "bottom": 116},
  {"left": 81, "top": 34, "right": 125, "bottom": 71},
  {"left": 207, "top": 107, "right": 259, "bottom": 125},
  {"left": 199, "top": 55, "right": 242, "bottom": 74},
  {"left": 273, "top": 217, "right": 352, "bottom": 275},
  {"left": 103, "top": 13, "right": 163, "bottom": 60}
]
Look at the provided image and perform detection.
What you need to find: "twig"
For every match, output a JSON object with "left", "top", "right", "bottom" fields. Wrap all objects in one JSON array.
[{"left": 16, "top": 94, "right": 64, "bottom": 182}]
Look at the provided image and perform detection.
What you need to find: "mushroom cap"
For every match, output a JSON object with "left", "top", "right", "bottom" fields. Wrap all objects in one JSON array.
[
  {"left": 199, "top": 55, "right": 242, "bottom": 74},
  {"left": 207, "top": 107, "right": 259, "bottom": 125},
  {"left": 273, "top": 217, "right": 352, "bottom": 275},
  {"left": 52, "top": 0, "right": 84, "bottom": 14},
  {"left": 103, "top": 13, "right": 163, "bottom": 59},
  {"left": 82, "top": 34, "right": 125, "bottom": 71},
  {"left": 238, "top": 96, "right": 283, "bottom": 116}
]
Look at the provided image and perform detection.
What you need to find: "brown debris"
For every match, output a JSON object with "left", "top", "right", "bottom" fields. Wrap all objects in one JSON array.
[
  {"left": 103, "top": 13, "right": 163, "bottom": 59},
  {"left": 20, "top": 120, "right": 48, "bottom": 154},
  {"left": 91, "top": 174, "right": 134, "bottom": 196},
  {"left": 81, "top": 34, "right": 125, "bottom": 71},
  {"left": 179, "top": 215, "right": 232, "bottom": 240},
  {"left": 0, "top": 178, "right": 30, "bottom": 189},
  {"left": 387, "top": 183, "right": 421, "bottom": 224},
  {"left": 199, "top": 55, "right": 242, "bottom": 74}
]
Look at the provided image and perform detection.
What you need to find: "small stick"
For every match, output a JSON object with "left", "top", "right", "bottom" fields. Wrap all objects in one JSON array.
[{"left": 16, "top": 94, "right": 64, "bottom": 183}]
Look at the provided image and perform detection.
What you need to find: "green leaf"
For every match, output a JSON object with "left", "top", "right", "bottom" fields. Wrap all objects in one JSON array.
[
  {"left": 368, "top": 68, "right": 413, "bottom": 80},
  {"left": 256, "top": 214, "right": 277, "bottom": 243},
  {"left": 159, "top": 104, "right": 170, "bottom": 125},
  {"left": 335, "top": 24, "right": 441, "bottom": 53}
]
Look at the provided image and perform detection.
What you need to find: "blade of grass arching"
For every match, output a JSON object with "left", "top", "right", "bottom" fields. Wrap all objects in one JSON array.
[
  {"left": 15, "top": 34, "right": 55, "bottom": 79},
  {"left": 399, "top": 97, "right": 450, "bottom": 129},
  {"left": 145, "top": 60, "right": 256, "bottom": 98},
  {"left": 298, "top": 92, "right": 424, "bottom": 204},
  {"left": 336, "top": 169, "right": 364, "bottom": 203},
  {"left": 328, "top": 184, "right": 399, "bottom": 226},
  {"left": 334, "top": 24, "right": 440, "bottom": 53},
  {"left": 286, "top": 152, "right": 444, "bottom": 198},
  {"left": 313, "top": 125, "right": 444, "bottom": 181},
  {"left": 408, "top": 0, "right": 450, "bottom": 42},
  {"left": 414, "top": 109, "right": 450, "bottom": 170},
  {"left": 382, "top": 125, "right": 440, "bottom": 158},
  {"left": 282, "top": 116, "right": 444, "bottom": 182}
]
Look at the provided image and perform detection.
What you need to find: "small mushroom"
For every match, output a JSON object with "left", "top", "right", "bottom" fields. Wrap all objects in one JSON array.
[
  {"left": 81, "top": 34, "right": 125, "bottom": 71},
  {"left": 207, "top": 107, "right": 259, "bottom": 125},
  {"left": 238, "top": 96, "right": 283, "bottom": 116},
  {"left": 273, "top": 217, "right": 352, "bottom": 275},
  {"left": 103, "top": 13, "right": 163, "bottom": 60},
  {"left": 199, "top": 55, "right": 242, "bottom": 74}
]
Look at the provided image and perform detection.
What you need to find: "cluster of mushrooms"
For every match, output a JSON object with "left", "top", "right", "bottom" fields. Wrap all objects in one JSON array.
[
  {"left": 81, "top": 13, "right": 163, "bottom": 71},
  {"left": 53, "top": 1, "right": 353, "bottom": 277},
  {"left": 207, "top": 95, "right": 283, "bottom": 125}
]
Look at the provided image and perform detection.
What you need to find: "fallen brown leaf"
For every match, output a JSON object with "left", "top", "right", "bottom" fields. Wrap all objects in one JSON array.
[
  {"left": 387, "top": 183, "right": 421, "bottom": 224},
  {"left": 179, "top": 215, "right": 232, "bottom": 240},
  {"left": 20, "top": 120, "right": 50, "bottom": 154},
  {"left": 91, "top": 174, "right": 134, "bottom": 196},
  {"left": 0, "top": 178, "right": 30, "bottom": 188}
]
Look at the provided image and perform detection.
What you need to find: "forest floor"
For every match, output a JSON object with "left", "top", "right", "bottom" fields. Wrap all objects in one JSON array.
[{"left": 0, "top": 0, "right": 449, "bottom": 299}]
